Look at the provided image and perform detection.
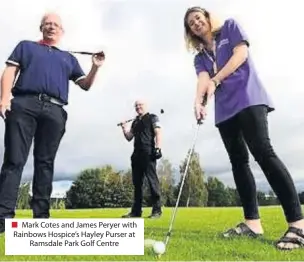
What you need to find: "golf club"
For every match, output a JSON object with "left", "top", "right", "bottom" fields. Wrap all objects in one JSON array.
[
  {"left": 117, "top": 109, "right": 164, "bottom": 127},
  {"left": 69, "top": 51, "right": 105, "bottom": 57},
  {"left": 163, "top": 96, "right": 207, "bottom": 247}
]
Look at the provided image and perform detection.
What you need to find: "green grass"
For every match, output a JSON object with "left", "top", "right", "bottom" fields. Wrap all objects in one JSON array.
[{"left": 0, "top": 206, "right": 303, "bottom": 261}]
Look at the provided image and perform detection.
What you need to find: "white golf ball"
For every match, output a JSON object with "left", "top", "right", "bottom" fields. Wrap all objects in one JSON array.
[{"left": 153, "top": 241, "right": 166, "bottom": 255}]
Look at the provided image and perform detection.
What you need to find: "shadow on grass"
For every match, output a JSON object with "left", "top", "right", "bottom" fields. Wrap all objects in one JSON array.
[
  {"left": 217, "top": 232, "right": 275, "bottom": 246},
  {"left": 145, "top": 227, "right": 203, "bottom": 236},
  {"left": 257, "top": 237, "right": 275, "bottom": 246},
  {"left": 147, "top": 227, "right": 277, "bottom": 248}
]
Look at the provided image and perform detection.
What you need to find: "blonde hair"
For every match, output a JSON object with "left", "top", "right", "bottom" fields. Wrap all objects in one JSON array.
[{"left": 184, "top": 7, "right": 223, "bottom": 53}]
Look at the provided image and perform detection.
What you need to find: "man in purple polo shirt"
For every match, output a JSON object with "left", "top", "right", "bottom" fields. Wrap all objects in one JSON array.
[
  {"left": 0, "top": 13, "right": 105, "bottom": 233},
  {"left": 184, "top": 6, "right": 304, "bottom": 250}
]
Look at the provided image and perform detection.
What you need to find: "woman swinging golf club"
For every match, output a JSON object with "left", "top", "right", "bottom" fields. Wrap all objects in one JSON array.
[{"left": 184, "top": 6, "right": 304, "bottom": 250}]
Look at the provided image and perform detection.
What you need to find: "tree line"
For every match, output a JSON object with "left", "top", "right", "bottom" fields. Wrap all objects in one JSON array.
[{"left": 16, "top": 150, "right": 304, "bottom": 209}]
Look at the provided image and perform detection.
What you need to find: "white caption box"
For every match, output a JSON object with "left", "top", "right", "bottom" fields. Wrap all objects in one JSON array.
[{"left": 5, "top": 218, "right": 144, "bottom": 255}]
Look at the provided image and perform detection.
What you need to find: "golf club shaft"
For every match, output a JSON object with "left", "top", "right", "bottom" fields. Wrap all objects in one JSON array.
[
  {"left": 117, "top": 109, "right": 164, "bottom": 126},
  {"left": 164, "top": 95, "right": 207, "bottom": 246},
  {"left": 164, "top": 121, "right": 201, "bottom": 246},
  {"left": 117, "top": 118, "right": 134, "bottom": 126},
  {"left": 69, "top": 51, "right": 105, "bottom": 56}
]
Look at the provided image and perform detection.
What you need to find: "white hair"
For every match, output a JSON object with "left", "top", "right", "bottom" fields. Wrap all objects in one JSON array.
[
  {"left": 134, "top": 98, "right": 149, "bottom": 107},
  {"left": 40, "top": 12, "right": 63, "bottom": 29}
]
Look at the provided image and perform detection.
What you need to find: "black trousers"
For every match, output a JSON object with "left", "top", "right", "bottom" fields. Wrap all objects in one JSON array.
[
  {"left": 0, "top": 95, "right": 67, "bottom": 218},
  {"left": 131, "top": 152, "right": 161, "bottom": 215},
  {"left": 218, "top": 105, "right": 303, "bottom": 223}
]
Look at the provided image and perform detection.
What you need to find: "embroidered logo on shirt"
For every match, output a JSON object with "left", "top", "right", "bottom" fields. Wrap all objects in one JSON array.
[{"left": 218, "top": 38, "right": 229, "bottom": 49}]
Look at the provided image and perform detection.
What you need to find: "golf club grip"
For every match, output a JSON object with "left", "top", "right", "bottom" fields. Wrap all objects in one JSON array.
[
  {"left": 117, "top": 118, "right": 133, "bottom": 126},
  {"left": 197, "top": 95, "right": 208, "bottom": 125}
]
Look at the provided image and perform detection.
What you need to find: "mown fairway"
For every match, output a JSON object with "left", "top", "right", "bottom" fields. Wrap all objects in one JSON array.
[{"left": 0, "top": 206, "right": 303, "bottom": 261}]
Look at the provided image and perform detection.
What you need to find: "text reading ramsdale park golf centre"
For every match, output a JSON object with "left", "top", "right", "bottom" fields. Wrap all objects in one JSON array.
[{"left": 5, "top": 219, "right": 144, "bottom": 255}]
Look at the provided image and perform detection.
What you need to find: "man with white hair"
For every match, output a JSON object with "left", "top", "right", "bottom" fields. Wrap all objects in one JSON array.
[
  {"left": 0, "top": 12, "right": 105, "bottom": 233},
  {"left": 121, "top": 99, "right": 163, "bottom": 219}
]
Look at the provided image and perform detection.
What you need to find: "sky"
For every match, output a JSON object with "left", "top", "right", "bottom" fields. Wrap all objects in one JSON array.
[{"left": 0, "top": 0, "right": 303, "bottom": 197}]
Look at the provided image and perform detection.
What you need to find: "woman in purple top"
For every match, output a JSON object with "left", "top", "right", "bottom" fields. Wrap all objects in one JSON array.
[{"left": 184, "top": 6, "right": 304, "bottom": 250}]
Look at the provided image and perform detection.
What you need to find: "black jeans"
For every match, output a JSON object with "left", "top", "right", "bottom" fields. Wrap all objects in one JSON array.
[
  {"left": 218, "top": 105, "right": 303, "bottom": 223},
  {"left": 0, "top": 95, "right": 67, "bottom": 218},
  {"left": 131, "top": 151, "right": 161, "bottom": 215}
]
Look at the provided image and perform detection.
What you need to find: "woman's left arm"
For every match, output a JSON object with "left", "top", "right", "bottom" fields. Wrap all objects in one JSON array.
[{"left": 212, "top": 43, "right": 248, "bottom": 84}]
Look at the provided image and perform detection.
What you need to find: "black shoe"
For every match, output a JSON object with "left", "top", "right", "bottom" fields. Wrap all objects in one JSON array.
[
  {"left": 148, "top": 211, "right": 162, "bottom": 219},
  {"left": 121, "top": 212, "right": 142, "bottom": 218},
  {"left": 0, "top": 219, "right": 5, "bottom": 234}
]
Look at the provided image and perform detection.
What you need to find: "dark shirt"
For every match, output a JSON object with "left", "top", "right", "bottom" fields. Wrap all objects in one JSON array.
[
  {"left": 131, "top": 113, "right": 161, "bottom": 154},
  {"left": 6, "top": 40, "right": 85, "bottom": 104}
]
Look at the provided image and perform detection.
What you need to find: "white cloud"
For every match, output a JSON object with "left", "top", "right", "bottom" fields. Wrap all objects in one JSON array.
[{"left": 0, "top": 0, "right": 303, "bottom": 195}]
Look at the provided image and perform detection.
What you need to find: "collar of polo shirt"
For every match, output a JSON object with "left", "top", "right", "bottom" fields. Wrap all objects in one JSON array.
[{"left": 38, "top": 39, "right": 62, "bottom": 50}]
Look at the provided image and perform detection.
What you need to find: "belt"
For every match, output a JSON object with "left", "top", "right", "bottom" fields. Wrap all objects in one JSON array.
[{"left": 37, "top": 94, "right": 65, "bottom": 106}]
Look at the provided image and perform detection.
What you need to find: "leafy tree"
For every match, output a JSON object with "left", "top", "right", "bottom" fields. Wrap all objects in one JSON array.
[
  {"left": 16, "top": 182, "right": 31, "bottom": 209},
  {"left": 51, "top": 199, "right": 58, "bottom": 209},
  {"left": 223, "top": 187, "right": 241, "bottom": 206},
  {"left": 50, "top": 198, "right": 66, "bottom": 209},
  {"left": 120, "top": 169, "right": 134, "bottom": 207},
  {"left": 58, "top": 199, "right": 66, "bottom": 209},
  {"left": 206, "top": 177, "right": 230, "bottom": 206},
  {"left": 103, "top": 171, "right": 131, "bottom": 208},
  {"left": 257, "top": 191, "right": 267, "bottom": 205},
  {"left": 65, "top": 165, "right": 134, "bottom": 209},
  {"left": 65, "top": 166, "right": 111, "bottom": 208},
  {"left": 141, "top": 158, "right": 175, "bottom": 208},
  {"left": 177, "top": 150, "right": 208, "bottom": 207},
  {"left": 157, "top": 158, "right": 176, "bottom": 207}
]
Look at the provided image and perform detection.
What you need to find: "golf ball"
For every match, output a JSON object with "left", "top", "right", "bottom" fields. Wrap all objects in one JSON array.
[{"left": 153, "top": 241, "right": 166, "bottom": 255}]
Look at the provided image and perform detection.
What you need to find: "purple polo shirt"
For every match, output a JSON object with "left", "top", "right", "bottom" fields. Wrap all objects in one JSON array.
[{"left": 194, "top": 18, "right": 274, "bottom": 126}]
